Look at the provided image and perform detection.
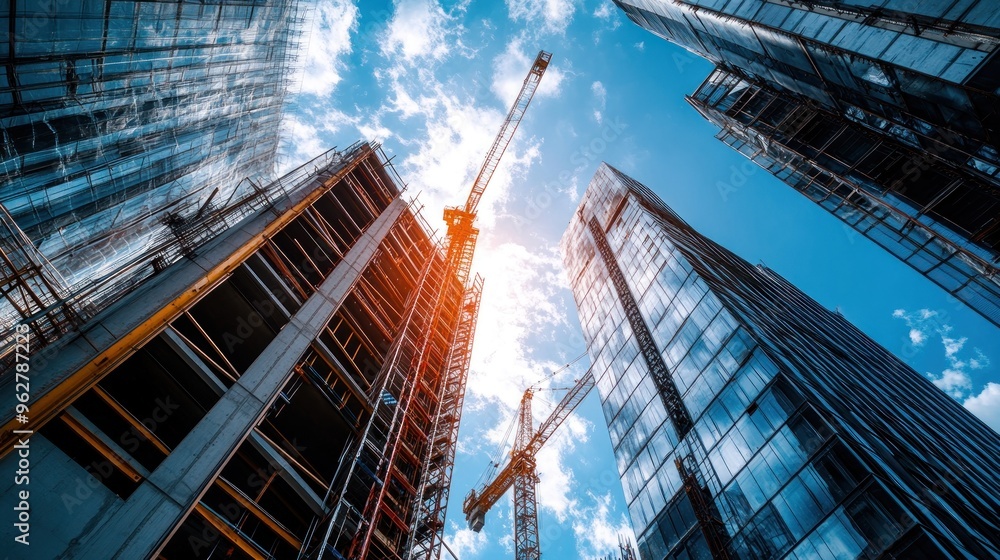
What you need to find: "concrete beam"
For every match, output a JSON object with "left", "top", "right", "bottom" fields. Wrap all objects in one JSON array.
[{"left": 0, "top": 147, "right": 376, "bottom": 456}]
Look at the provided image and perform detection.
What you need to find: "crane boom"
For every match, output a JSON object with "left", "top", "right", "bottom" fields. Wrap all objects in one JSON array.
[
  {"left": 442, "top": 50, "right": 551, "bottom": 289},
  {"left": 464, "top": 51, "right": 551, "bottom": 215},
  {"left": 462, "top": 370, "right": 595, "bottom": 558}
]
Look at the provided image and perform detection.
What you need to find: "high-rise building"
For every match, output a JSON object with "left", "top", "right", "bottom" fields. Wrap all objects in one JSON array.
[
  {"left": 613, "top": 0, "right": 1000, "bottom": 328},
  {"left": 561, "top": 164, "right": 1000, "bottom": 559},
  {"left": 0, "top": 143, "right": 482, "bottom": 560},
  {"left": 1, "top": 0, "right": 305, "bottom": 371}
]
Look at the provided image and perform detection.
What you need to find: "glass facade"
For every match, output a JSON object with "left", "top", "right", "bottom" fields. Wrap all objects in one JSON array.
[
  {"left": 687, "top": 67, "right": 1000, "bottom": 328},
  {"left": 561, "top": 164, "right": 1000, "bottom": 559},
  {"left": 613, "top": 0, "right": 1000, "bottom": 328},
  {"left": 1, "top": 0, "right": 304, "bottom": 286}
]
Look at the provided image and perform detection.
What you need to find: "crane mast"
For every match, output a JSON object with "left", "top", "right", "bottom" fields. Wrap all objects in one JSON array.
[
  {"left": 463, "top": 371, "right": 595, "bottom": 560},
  {"left": 345, "top": 50, "right": 551, "bottom": 560},
  {"left": 405, "top": 49, "right": 549, "bottom": 560},
  {"left": 514, "top": 390, "right": 541, "bottom": 560}
]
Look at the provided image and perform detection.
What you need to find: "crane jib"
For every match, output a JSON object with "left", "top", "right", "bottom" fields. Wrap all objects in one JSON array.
[{"left": 460, "top": 51, "right": 552, "bottom": 216}]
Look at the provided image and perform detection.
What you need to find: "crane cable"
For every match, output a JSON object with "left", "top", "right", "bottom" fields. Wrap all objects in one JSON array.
[
  {"left": 528, "top": 351, "right": 589, "bottom": 391},
  {"left": 474, "top": 350, "right": 590, "bottom": 488},
  {"left": 476, "top": 405, "right": 519, "bottom": 489}
]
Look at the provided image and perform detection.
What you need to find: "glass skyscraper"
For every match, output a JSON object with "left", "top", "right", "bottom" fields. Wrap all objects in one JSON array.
[
  {"left": 561, "top": 164, "right": 1000, "bottom": 559},
  {"left": 1, "top": 0, "right": 304, "bottom": 286},
  {"left": 612, "top": 0, "right": 1000, "bottom": 328}
]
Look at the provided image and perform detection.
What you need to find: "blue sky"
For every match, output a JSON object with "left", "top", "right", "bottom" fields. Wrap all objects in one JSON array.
[{"left": 279, "top": 1, "right": 1000, "bottom": 557}]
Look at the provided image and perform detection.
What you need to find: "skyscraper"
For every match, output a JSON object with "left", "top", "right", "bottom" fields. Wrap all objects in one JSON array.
[
  {"left": 1, "top": 0, "right": 305, "bottom": 371},
  {"left": 0, "top": 143, "right": 482, "bottom": 560},
  {"left": 613, "top": 0, "right": 1000, "bottom": 328},
  {"left": 561, "top": 164, "right": 1000, "bottom": 559}
]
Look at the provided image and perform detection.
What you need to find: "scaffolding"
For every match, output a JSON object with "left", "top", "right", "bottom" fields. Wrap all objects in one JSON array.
[
  {"left": 303, "top": 201, "right": 483, "bottom": 559},
  {"left": 0, "top": 144, "right": 356, "bottom": 375},
  {"left": 0, "top": 204, "right": 80, "bottom": 365}
]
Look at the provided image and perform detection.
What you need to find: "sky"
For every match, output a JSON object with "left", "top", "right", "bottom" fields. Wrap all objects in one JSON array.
[{"left": 278, "top": 1, "right": 1000, "bottom": 558}]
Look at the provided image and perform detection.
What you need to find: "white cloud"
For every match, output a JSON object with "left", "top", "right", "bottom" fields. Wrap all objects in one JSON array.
[
  {"left": 499, "top": 533, "right": 514, "bottom": 555},
  {"left": 970, "top": 349, "right": 990, "bottom": 370},
  {"left": 447, "top": 522, "right": 490, "bottom": 558},
  {"left": 490, "top": 38, "right": 565, "bottom": 107},
  {"left": 278, "top": 104, "right": 387, "bottom": 173},
  {"left": 466, "top": 242, "right": 570, "bottom": 408},
  {"left": 593, "top": 0, "right": 622, "bottom": 35},
  {"left": 535, "top": 413, "right": 589, "bottom": 521},
  {"left": 892, "top": 308, "right": 994, "bottom": 406},
  {"left": 930, "top": 368, "right": 972, "bottom": 398},
  {"left": 634, "top": 41, "right": 645, "bottom": 51},
  {"left": 382, "top": 0, "right": 455, "bottom": 61},
  {"left": 388, "top": 79, "right": 423, "bottom": 119},
  {"left": 295, "top": 0, "right": 359, "bottom": 96},
  {"left": 374, "top": 41, "right": 554, "bottom": 231},
  {"left": 591, "top": 81, "right": 607, "bottom": 124},
  {"left": 942, "top": 335, "right": 966, "bottom": 358},
  {"left": 357, "top": 116, "right": 393, "bottom": 143},
  {"left": 964, "top": 383, "right": 1000, "bottom": 432},
  {"left": 506, "top": 0, "right": 577, "bottom": 34},
  {"left": 393, "top": 85, "right": 541, "bottom": 228},
  {"left": 564, "top": 174, "right": 580, "bottom": 203},
  {"left": 592, "top": 2, "right": 621, "bottom": 31},
  {"left": 571, "top": 492, "right": 636, "bottom": 560},
  {"left": 893, "top": 308, "right": 934, "bottom": 348},
  {"left": 457, "top": 239, "right": 597, "bottom": 528},
  {"left": 281, "top": 114, "right": 325, "bottom": 164}
]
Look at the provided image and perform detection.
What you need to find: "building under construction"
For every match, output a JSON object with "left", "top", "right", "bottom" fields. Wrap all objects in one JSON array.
[
  {"left": 1, "top": 6, "right": 549, "bottom": 550},
  {"left": 0, "top": 142, "right": 483, "bottom": 560}
]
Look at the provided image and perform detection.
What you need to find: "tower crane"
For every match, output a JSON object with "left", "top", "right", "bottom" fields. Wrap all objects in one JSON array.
[
  {"left": 342, "top": 51, "right": 552, "bottom": 560},
  {"left": 411, "top": 48, "right": 551, "bottom": 556},
  {"left": 462, "top": 370, "right": 595, "bottom": 560}
]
